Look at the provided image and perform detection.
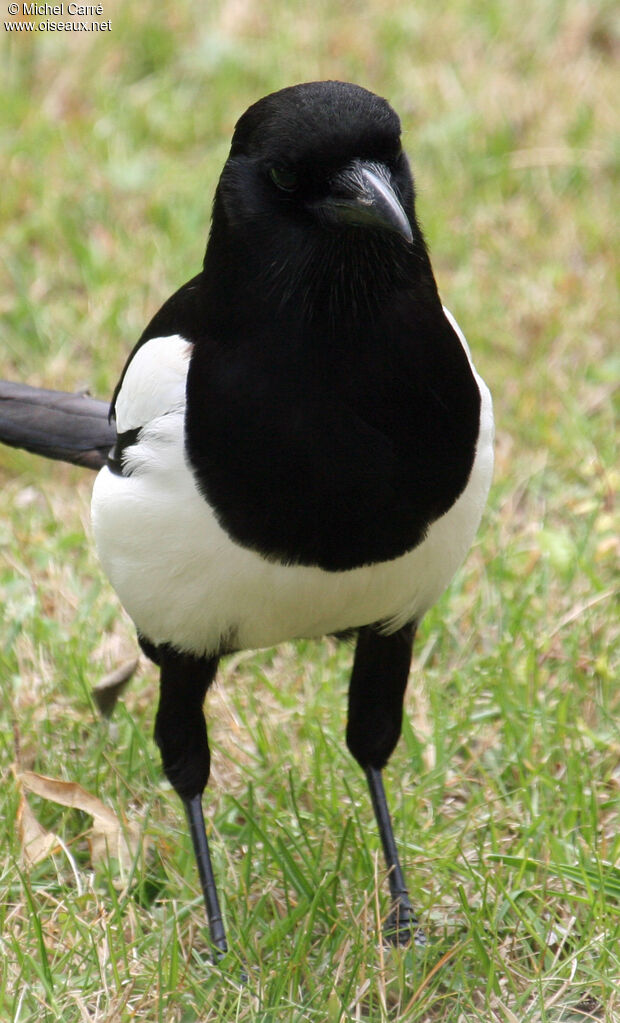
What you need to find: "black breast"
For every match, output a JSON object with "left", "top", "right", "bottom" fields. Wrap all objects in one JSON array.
[{"left": 185, "top": 303, "right": 481, "bottom": 572}]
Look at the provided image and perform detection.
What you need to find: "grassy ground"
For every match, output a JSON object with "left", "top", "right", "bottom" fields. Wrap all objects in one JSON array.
[{"left": 0, "top": 1, "right": 618, "bottom": 1020}]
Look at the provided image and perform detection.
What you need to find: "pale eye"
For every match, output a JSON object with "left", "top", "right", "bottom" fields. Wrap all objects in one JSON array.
[{"left": 270, "top": 165, "right": 299, "bottom": 192}]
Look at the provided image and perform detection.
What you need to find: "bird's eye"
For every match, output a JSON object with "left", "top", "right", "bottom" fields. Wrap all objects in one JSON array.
[{"left": 270, "top": 166, "right": 299, "bottom": 192}]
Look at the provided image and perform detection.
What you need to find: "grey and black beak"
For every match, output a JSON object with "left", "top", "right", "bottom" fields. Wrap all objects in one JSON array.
[{"left": 314, "top": 159, "right": 413, "bottom": 244}]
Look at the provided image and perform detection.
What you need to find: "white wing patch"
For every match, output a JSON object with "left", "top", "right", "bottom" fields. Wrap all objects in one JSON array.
[{"left": 114, "top": 335, "right": 192, "bottom": 433}]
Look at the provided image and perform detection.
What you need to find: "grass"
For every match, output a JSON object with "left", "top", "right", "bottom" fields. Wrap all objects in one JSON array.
[{"left": 0, "top": 0, "right": 618, "bottom": 1019}]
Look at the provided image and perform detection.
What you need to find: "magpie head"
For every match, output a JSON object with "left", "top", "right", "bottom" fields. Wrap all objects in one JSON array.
[{"left": 204, "top": 82, "right": 433, "bottom": 331}]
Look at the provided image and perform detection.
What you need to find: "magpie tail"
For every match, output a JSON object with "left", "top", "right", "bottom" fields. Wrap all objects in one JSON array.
[{"left": 0, "top": 381, "right": 115, "bottom": 471}]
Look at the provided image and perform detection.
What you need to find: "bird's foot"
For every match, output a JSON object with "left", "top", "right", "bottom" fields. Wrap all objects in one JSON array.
[
  {"left": 384, "top": 896, "right": 427, "bottom": 948},
  {"left": 206, "top": 939, "right": 249, "bottom": 984},
  {"left": 210, "top": 937, "right": 229, "bottom": 963}
]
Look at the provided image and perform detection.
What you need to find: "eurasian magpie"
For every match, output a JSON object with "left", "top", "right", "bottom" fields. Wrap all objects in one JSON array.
[{"left": 1, "top": 81, "right": 494, "bottom": 957}]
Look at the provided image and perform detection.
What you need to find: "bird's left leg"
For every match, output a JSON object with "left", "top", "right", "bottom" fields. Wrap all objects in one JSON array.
[
  {"left": 346, "top": 622, "right": 425, "bottom": 946},
  {"left": 152, "top": 645, "right": 228, "bottom": 958}
]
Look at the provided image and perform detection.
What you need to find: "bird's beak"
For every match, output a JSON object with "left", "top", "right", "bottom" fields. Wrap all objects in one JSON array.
[{"left": 313, "top": 160, "right": 413, "bottom": 245}]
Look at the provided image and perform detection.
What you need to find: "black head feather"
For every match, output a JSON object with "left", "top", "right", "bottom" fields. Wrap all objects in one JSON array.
[{"left": 203, "top": 81, "right": 429, "bottom": 335}]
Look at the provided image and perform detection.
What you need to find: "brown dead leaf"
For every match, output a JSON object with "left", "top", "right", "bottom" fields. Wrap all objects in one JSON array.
[
  {"left": 92, "top": 657, "right": 139, "bottom": 718},
  {"left": 16, "top": 769, "right": 141, "bottom": 873},
  {"left": 17, "top": 794, "right": 61, "bottom": 866}
]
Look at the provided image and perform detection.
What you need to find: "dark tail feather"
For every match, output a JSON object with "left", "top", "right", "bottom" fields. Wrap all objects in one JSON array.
[{"left": 0, "top": 381, "right": 116, "bottom": 471}]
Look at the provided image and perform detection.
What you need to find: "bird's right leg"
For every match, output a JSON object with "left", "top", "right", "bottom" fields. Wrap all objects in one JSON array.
[
  {"left": 346, "top": 622, "right": 425, "bottom": 946},
  {"left": 152, "top": 644, "right": 227, "bottom": 958}
]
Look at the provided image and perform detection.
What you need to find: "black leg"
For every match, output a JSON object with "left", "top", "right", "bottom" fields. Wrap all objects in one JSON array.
[
  {"left": 346, "top": 622, "right": 425, "bottom": 946},
  {"left": 185, "top": 794, "right": 227, "bottom": 956},
  {"left": 152, "top": 645, "right": 228, "bottom": 957},
  {"left": 366, "top": 766, "right": 425, "bottom": 946}
]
